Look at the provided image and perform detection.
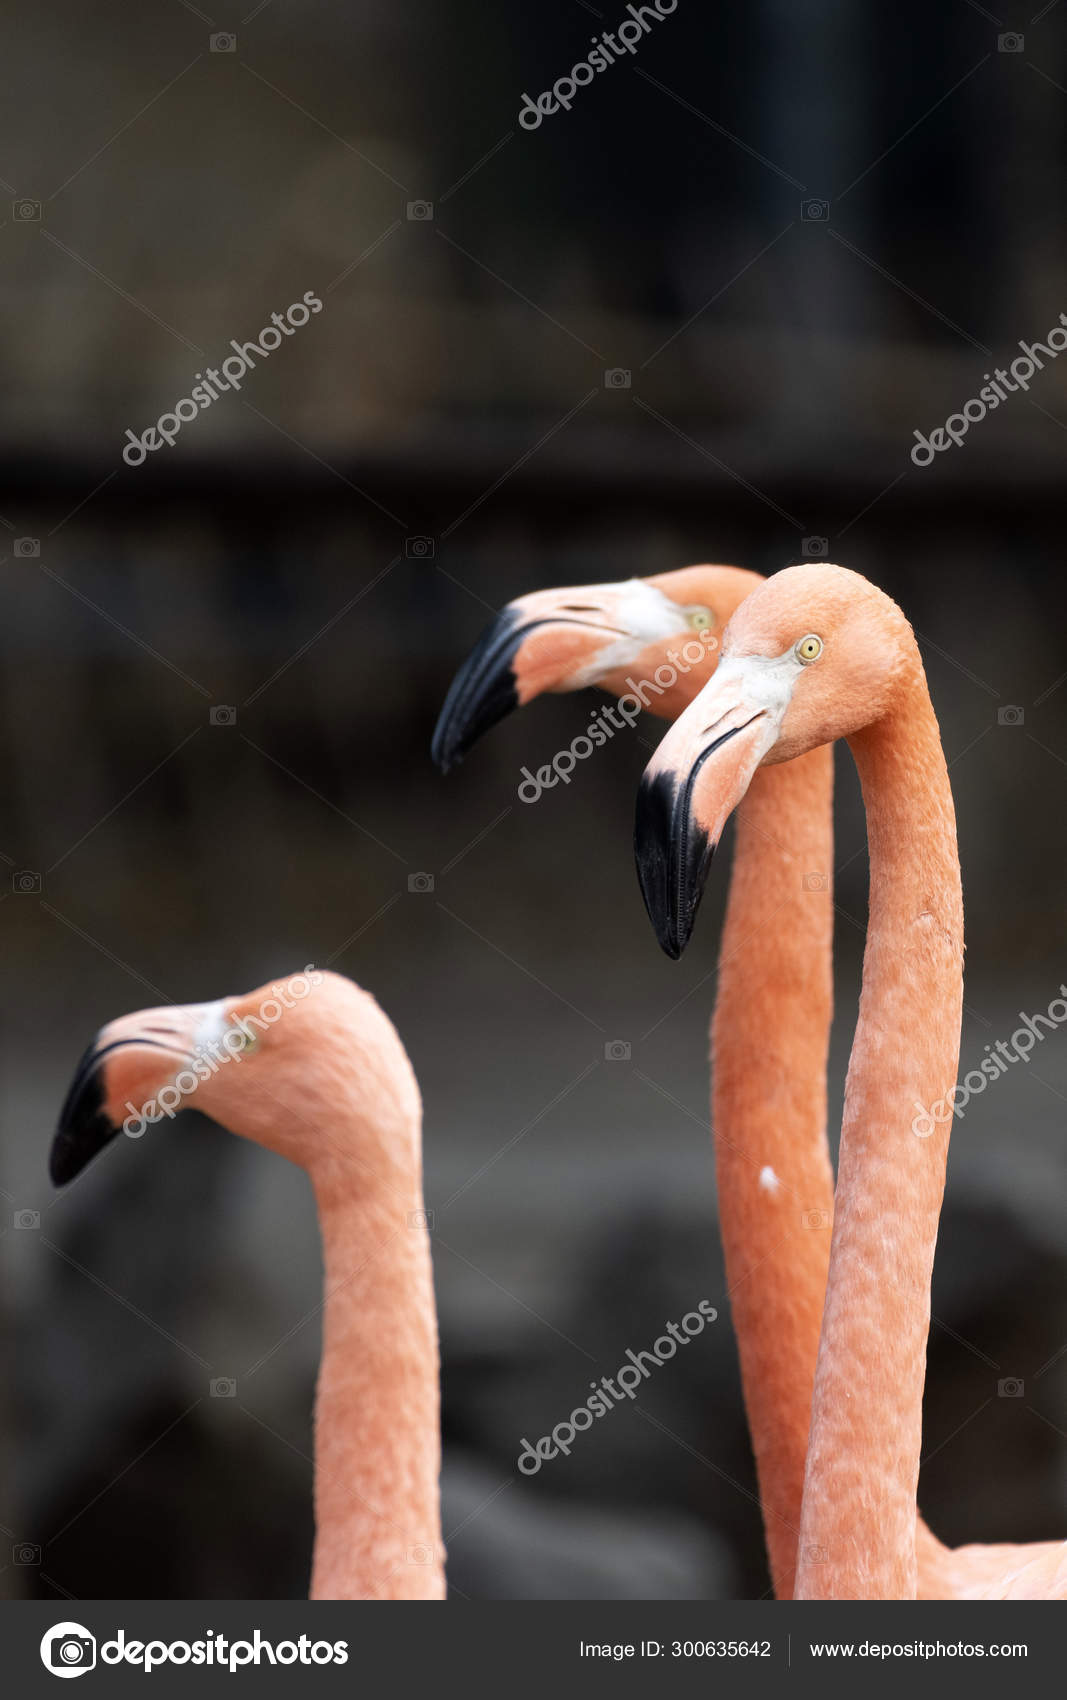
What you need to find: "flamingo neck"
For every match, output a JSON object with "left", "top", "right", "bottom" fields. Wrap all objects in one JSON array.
[
  {"left": 795, "top": 676, "right": 962, "bottom": 1599},
  {"left": 712, "top": 745, "right": 834, "bottom": 1598},
  {"left": 308, "top": 1136, "right": 444, "bottom": 1600}
]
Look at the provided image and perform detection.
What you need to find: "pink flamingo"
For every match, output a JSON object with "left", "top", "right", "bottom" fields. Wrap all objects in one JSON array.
[
  {"left": 51, "top": 971, "right": 445, "bottom": 1600},
  {"left": 634, "top": 562, "right": 1066, "bottom": 1599},
  {"left": 435, "top": 565, "right": 842, "bottom": 1597}
]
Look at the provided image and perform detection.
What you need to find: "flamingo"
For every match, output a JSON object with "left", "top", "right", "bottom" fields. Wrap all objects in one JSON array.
[
  {"left": 633, "top": 561, "right": 1066, "bottom": 1599},
  {"left": 433, "top": 564, "right": 844, "bottom": 1598},
  {"left": 50, "top": 970, "right": 445, "bottom": 1601}
]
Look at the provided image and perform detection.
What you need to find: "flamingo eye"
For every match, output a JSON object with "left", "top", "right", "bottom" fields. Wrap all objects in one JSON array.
[
  {"left": 686, "top": 607, "right": 714, "bottom": 632},
  {"left": 795, "top": 634, "right": 823, "bottom": 664},
  {"left": 228, "top": 1025, "right": 258, "bottom": 1054}
]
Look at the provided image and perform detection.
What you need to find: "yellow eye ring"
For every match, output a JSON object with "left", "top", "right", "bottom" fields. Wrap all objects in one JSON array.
[
  {"left": 229, "top": 1026, "right": 258, "bottom": 1054},
  {"left": 686, "top": 607, "right": 714, "bottom": 632},
  {"left": 795, "top": 634, "right": 823, "bottom": 664}
]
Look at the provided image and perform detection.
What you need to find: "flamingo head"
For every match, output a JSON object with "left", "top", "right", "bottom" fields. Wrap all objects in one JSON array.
[
  {"left": 635, "top": 563, "right": 917, "bottom": 958},
  {"left": 50, "top": 970, "right": 419, "bottom": 1186},
  {"left": 431, "top": 564, "right": 763, "bottom": 771}
]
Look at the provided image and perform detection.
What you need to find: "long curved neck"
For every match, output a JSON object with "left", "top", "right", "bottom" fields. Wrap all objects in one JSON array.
[
  {"left": 309, "top": 1136, "right": 443, "bottom": 1600},
  {"left": 712, "top": 746, "right": 834, "bottom": 1599},
  {"left": 795, "top": 675, "right": 962, "bottom": 1599}
]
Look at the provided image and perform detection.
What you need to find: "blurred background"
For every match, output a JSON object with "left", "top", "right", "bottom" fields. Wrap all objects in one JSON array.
[{"left": 1, "top": 0, "right": 1065, "bottom": 1600}]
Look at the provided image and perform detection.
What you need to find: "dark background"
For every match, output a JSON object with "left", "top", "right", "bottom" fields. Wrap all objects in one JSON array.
[{"left": 2, "top": 1, "right": 1064, "bottom": 1600}]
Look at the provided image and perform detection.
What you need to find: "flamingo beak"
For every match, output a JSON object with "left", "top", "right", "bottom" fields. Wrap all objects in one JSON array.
[
  {"left": 50, "top": 1004, "right": 208, "bottom": 1185},
  {"left": 634, "top": 659, "right": 788, "bottom": 958},
  {"left": 431, "top": 606, "right": 531, "bottom": 773},
  {"left": 432, "top": 580, "right": 694, "bottom": 772}
]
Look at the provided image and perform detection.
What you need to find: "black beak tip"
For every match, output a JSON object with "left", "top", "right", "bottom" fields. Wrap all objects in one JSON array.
[
  {"left": 429, "top": 732, "right": 455, "bottom": 775},
  {"left": 659, "top": 928, "right": 685, "bottom": 963},
  {"left": 634, "top": 770, "right": 715, "bottom": 961},
  {"left": 431, "top": 609, "right": 526, "bottom": 775},
  {"left": 49, "top": 1134, "right": 82, "bottom": 1187},
  {"left": 430, "top": 718, "right": 477, "bottom": 775},
  {"left": 649, "top": 902, "right": 691, "bottom": 961},
  {"left": 50, "top": 1044, "right": 120, "bottom": 1186}
]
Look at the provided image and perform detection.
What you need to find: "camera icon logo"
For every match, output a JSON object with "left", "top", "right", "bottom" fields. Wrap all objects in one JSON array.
[
  {"left": 801, "top": 198, "right": 830, "bottom": 222},
  {"left": 802, "top": 536, "right": 829, "bottom": 558},
  {"left": 408, "top": 872, "right": 435, "bottom": 893},
  {"left": 408, "top": 1543, "right": 435, "bottom": 1564},
  {"left": 997, "top": 1377, "right": 1024, "bottom": 1398},
  {"left": 802, "top": 1208, "right": 830, "bottom": 1230},
  {"left": 604, "top": 368, "right": 631, "bottom": 389},
  {"left": 12, "top": 198, "right": 41, "bottom": 222},
  {"left": 997, "top": 705, "right": 1024, "bottom": 727},
  {"left": 209, "top": 705, "right": 237, "bottom": 727},
  {"left": 604, "top": 1040, "right": 631, "bottom": 1061},
  {"left": 13, "top": 870, "right": 42, "bottom": 894},
  {"left": 405, "top": 536, "right": 436, "bottom": 559},
  {"left": 210, "top": 32, "right": 237, "bottom": 52},
  {"left": 14, "top": 1541, "right": 41, "bottom": 1564},
  {"left": 802, "top": 871, "right": 828, "bottom": 892},
  {"left": 210, "top": 1377, "right": 237, "bottom": 1398},
  {"left": 998, "top": 32, "right": 1024, "bottom": 52},
  {"left": 15, "top": 1209, "right": 40, "bottom": 1230},
  {"left": 15, "top": 537, "right": 40, "bottom": 557},
  {"left": 803, "top": 1543, "right": 829, "bottom": 1563},
  {"left": 407, "top": 200, "right": 434, "bottom": 221},
  {"left": 40, "top": 1622, "right": 97, "bottom": 1678}
]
